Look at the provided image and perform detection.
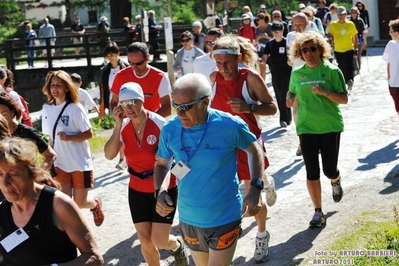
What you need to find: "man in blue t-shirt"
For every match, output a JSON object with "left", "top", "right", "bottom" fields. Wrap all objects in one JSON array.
[{"left": 154, "top": 73, "right": 265, "bottom": 265}]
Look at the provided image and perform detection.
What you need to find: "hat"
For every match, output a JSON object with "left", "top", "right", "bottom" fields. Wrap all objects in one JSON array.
[
  {"left": 100, "top": 16, "right": 107, "bottom": 22},
  {"left": 192, "top": 21, "right": 202, "bottom": 27},
  {"left": 299, "top": 3, "right": 306, "bottom": 9},
  {"left": 242, "top": 14, "right": 251, "bottom": 20},
  {"left": 271, "top": 22, "right": 284, "bottom": 31},
  {"left": 337, "top": 6, "right": 347, "bottom": 15},
  {"left": 260, "top": 4, "right": 266, "bottom": 9},
  {"left": 181, "top": 30, "right": 193, "bottom": 39},
  {"left": 119, "top": 82, "right": 144, "bottom": 102},
  {"left": 135, "top": 15, "right": 141, "bottom": 20}
]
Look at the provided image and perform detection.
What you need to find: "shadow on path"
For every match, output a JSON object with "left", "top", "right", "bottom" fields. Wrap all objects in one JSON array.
[
  {"left": 380, "top": 164, "right": 399, "bottom": 195},
  {"left": 272, "top": 158, "right": 305, "bottom": 190},
  {"left": 94, "top": 170, "right": 129, "bottom": 187},
  {"left": 262, "top": 127, "right": 287, "bottom": 144},
  {"left": 356, "top": 140, "right": 399, "bottom": 171}
]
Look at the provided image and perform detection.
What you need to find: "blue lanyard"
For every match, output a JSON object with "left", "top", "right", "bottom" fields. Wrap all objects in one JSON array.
[{"left": 180, "top": 115, "right": 209, "bottom": 164}]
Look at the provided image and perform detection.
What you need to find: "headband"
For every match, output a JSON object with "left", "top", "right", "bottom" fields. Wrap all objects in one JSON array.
[{"left": 212, "top": 49, "right": 240, "bottom": 56}]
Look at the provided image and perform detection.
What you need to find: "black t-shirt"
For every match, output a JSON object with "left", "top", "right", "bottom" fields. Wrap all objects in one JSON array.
[
  {"left": 263, "top": 38, "right": 292, "bottom": 73},
  {"left": 316, "top": 7, "right": 330, "bottom": 21},
  {"left": 12, "top": 123, "right": 49, "bottom": 153},
  {"left": 71, "top": 23, "right": 84, "bottom": 40}
]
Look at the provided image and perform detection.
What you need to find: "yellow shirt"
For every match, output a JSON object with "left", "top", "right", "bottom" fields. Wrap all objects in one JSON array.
[{"left": 329, "top": 21, "right": 358, "bottom": 53}]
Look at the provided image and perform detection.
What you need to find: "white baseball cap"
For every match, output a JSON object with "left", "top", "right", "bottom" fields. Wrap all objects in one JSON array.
[
  {"left": 119, "top": 82, "right": 144, "bottom": 102},
  {"left": 192, "top": 21, "right": 202, "bottom": 27},
  {"left": 299, "top": 3, "right": 306, "bottom": 9}
]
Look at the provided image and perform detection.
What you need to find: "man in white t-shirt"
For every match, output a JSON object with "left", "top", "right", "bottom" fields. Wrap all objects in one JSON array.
[{"left": 193, "top": 28, "right": 225, "bottom": 84}]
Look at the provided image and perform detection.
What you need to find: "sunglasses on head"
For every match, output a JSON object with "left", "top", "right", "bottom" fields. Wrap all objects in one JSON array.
[
  {"left": 128, "top": 59, "right": 146, "bottom": 66},
  {"left": 181, "top": 38, "right": 191, "bottom": 43},
  {"left": 301, "top": 46, "right": 317, "bottom": 54},
  {"left": 171, "top": 96, "right": 207, "bottom": 112},
  {"left": 205, "top": 40, "right": 216, "bottom": 46},
  {"left": 119, "top": 99, "right": 139, "bottom": 108}
]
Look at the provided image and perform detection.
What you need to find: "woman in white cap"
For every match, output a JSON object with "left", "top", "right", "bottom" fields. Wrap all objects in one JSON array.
[
  {"left": 104, "top": 82, "right": 188, "bottom": 265},
  {"left": 192, "top": 21, "right": 205, "bottom": 51}
]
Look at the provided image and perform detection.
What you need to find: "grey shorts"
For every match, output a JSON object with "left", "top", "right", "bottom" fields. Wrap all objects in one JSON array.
[{"left": 179, "top": 219, "right": 241, "bottom": 252}]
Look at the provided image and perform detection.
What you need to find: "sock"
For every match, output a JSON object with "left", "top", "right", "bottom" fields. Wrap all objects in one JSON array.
[
  {"left": 171, "top": 239, "right": 181, "bottom": 252},
  {"left": 331, "top": 175, "right": 341, "bottom": 184},
  {"left": 315, "top": 208, "right": 322, "bottom": 213},
  {"left": 257, "top": 230, "right": 267, "bottom": 238}
]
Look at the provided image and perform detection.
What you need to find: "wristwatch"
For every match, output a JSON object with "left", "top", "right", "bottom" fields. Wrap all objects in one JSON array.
[
  {"left": 154, "top": 188, "right": 167, "bottom": 199},
  {"left": 250, "top": 178, "right": 264, "bottom": 190},
  {"left": 249, "top": 104, "right": 256, "bottom": 114}
]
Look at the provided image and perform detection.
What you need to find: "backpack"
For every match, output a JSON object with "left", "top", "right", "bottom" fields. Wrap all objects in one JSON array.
[{"left": 5, "top": 88, "right": 33, "bottom": 127}]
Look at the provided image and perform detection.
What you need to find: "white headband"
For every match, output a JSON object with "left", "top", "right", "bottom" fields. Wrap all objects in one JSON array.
[{"left": 212, "top": 49, "right": 240, "bottom": 56}]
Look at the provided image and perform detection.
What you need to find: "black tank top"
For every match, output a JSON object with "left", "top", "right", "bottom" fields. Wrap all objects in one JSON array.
[{"left": 0, "top": 186, "right": 77, "bottom": 265}]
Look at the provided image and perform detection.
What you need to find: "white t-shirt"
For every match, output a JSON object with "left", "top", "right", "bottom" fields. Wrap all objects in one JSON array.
[
  {"left": 42, "top": 101, "right": 93, "bottom": 172},
  {"left": 181, "top": 48, "right": 196, "bottom": 76},
  {"left": 382, "top": 40, "right": 399, "bottom": 87},
  {"left": 108, "top": 66, "right": 121, "bottom": 90},
  {"left": 193, "top": 53, "right": 217, "bottom": 84},
  {"left": 79, "top": 88, "right": 97, "bottom": 114},
  {"left": 286, "top": 31, "right": 305, "bottom": 69}
]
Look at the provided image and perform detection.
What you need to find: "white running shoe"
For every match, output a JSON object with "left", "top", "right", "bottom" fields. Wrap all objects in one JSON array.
[
  {"left": 254, "top": 231, "right": 270, "bottom": 263},
  {"left": 264, "top": 175, "right": 277, "bottom": 207}
]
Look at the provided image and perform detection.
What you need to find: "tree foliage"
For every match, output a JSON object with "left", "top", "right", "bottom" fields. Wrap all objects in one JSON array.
[{"left": 0, "top": 0, "right": 25, "bottom": 26}]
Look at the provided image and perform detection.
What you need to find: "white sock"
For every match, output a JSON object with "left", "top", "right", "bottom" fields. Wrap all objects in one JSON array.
[
  {"left": 257, "top": 230, "right": 267, "bottom": 239},
  {"left": 171, "top": 239, "right": 181, "bottom": 252}
]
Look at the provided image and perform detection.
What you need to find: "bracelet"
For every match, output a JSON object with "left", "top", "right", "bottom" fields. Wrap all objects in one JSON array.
[{"left": 325, "top": 90, "right": 331, "bottom": 97}]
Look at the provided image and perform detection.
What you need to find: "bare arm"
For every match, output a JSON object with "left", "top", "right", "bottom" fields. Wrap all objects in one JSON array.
[
  {"left": 110, "top": 93, "right": 119, "bottom": 115},
  {"left": 58, "top": 128, "right": 93, "bottom": 142},
  {"left": 310, "top": 84, "right": 348, "bottom": 104},
  {"left": 154, "top": 157, "right": 174, "bottom": 217},
  {"left": 241, "top": 141, "right": 263, "bottom": 216},
  {"left": 41, "top": 146, "right": 57, "bottom": 170},
  {"left": 157, "top": 94, "right": 172, "bottom": 118},
  {"left": 227, "top": 70, "right": 277, "bottom": 116},
  {"left": 53, "top": 191, "right": 104, "bottom": 265},
  {"left": 387, "top": 63, "right": 390, "bottom": 80},
  {"left": 104, "top": 106, "right": 124, "bottom": 160}
]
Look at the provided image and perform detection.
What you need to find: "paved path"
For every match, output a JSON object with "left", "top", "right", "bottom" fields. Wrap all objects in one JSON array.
[{"left": 83, "top": 48, "right": 399, "bottom": 265}]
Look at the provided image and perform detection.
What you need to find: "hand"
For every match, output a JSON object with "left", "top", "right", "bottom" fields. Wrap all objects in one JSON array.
[
  {"left": 310, "top": 84, "right": 324, "bottom": 95},
  {"left": 286, "top": 92, "right": 295, "bottom": 108},
  {"left": 155, "top": 192, "right": 175, "bottom": 217},
  {"left": 354, "top": 50, "right": 359, "bottom": 58},
  {"left": 112, "top": 106, "right": 124, "bottom": 124},
  {"left": 242, "top": 186, "right": 261, "bottom": 216},
  {"left": 99, "top": 111, "right": 106, "bottom": 120},
  {"left": 227, "top": 97, "right": 250, "bottom": 113},
  {"left": 57, "top": 131, "right": 68, "bottom": 141}
]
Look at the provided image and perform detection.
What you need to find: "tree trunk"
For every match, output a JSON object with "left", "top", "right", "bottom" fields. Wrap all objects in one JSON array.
[{"left": 110, "top": 0, "right": 132, "bottom": 29}]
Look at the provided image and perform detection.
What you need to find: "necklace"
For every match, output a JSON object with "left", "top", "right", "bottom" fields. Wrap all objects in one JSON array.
[{"left": 134, "top": 116, "right": 147, "bottom": 134}]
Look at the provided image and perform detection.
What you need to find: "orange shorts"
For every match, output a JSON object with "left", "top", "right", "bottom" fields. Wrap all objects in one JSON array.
[
  {"left": 237, "top": 139, "right": 269, "bottom": 181},
  {"left": 55, "top": 167, "right": 94, "bottom": 189}
]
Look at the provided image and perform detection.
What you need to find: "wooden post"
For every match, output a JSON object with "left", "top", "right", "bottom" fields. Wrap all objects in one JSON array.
[{"left": 167, "top": 50, "right": 175, "bottom": 87}]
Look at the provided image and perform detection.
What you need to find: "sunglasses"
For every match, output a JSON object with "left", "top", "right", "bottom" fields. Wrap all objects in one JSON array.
[
  {"left": 205, "top": 40, "right": 216, "bottom": 46},
  {"left": 272, "top": 30, "right": 282, "bottom": 33},
  {"left": 128, "top": 58, "right": 146, "bottom": 66},
  {"left": 301, "top": 46, "right": 317, "bottom": 54},
  {"left": 119, "top": 100, "right": 139, "bottom": 108},
  {"left": 171, "top": 96, "right": 207, "bottom": 112},
  {"left": 181, "top": 38, "right": 191, "bottom": 43}
]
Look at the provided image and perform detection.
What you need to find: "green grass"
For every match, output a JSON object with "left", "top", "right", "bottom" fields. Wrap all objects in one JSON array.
[
  {"left": 312, "top": 208, "right": 399, "bottom": 266},
  {"left": 89, "top": 135, "right": 108, "bottom": 154}
]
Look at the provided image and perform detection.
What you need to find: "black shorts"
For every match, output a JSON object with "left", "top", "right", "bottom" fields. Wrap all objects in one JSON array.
[
  {"left": 179, "top": 219, "right": 242, "bottom": 252},
  {"left": 128, "top": 186, "right": 178, "bottom": 224}
]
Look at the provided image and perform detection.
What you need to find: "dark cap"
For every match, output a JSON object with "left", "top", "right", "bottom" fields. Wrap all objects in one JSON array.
[
  {"left": 271, "top": 22, "right": 284, "bottom": 31},
  {"left": 181, "top": 30, "right": 193, "bottom": 39}
]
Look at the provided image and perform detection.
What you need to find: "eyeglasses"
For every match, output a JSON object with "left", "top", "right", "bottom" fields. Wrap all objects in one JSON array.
[
  {"left": 272, "top": 30, "right": 281, "bottom": 33},
  {"left": 181, "top": 38, "right": 191, "bottom": 43},
  {"left": 205, "top": 40, "right": 216, "bottom": 46},
  {"left": 171, "top": 96, "right": 207, "bottom": 112},
  {"left": 119, "top": 100, "right": 139, "bottom": 108},
  {"left": 128, "top": 59, "right": 146, "bottom": 66},
  {"left": 301, "top": 46, "right": 317, "bottom": 54}
]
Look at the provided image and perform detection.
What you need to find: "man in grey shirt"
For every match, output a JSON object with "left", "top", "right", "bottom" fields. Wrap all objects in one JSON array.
[{"left": 39, "top": 18, "right": 56, "bottom": 67}]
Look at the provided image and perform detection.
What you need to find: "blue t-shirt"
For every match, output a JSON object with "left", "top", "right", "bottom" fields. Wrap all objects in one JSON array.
[{"left": 157, "top": 108, "right": 256, "bottom": 227}]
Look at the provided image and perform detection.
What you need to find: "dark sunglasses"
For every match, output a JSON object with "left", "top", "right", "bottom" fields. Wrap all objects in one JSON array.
[
  {"left": 205, "top": 40, "right": 216, "bottom": 46},
  {"left": 181, "top": 38, "right": 191, "bottom": 43},
  {"left": 171, "top": 96, "right": 207, "bottom": 112},
  {"left": 128, "top": 58, "right": 146, "bottom": 66},
  {"left": 301, "top": 46, "right": 317, "bottom": 54}
]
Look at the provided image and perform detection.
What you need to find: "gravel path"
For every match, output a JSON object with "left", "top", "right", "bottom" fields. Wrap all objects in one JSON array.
[{"left": 84, "top": 48, "right": 399, "bottom": 265}]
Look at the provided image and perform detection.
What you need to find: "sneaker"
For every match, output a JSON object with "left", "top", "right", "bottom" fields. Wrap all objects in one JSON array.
[
  {"left": 347, "top": 79, "right": 354, "bottom": 91},
  {"left": 91, "top": 197, "right": 104, "bottom": 226},
  {"left": 280, "top": 121, "right": 288, "bottom": 128},
  {"left": 254, "top": 231, "right": 270, "bottom": 263},
  {"left": 171, "top": 236, "right": 189, "bottom": 266},
  {"left": 115, "top": 159, "right": 127, "bottom": 171},
  {"left": 264, "top": 175, "right": 277, "bottom": 207},
  {"left": 309, "top": 211, "right": 325, "bottom": 228},
  {"left": 332, "top": 179, "right": 343, "bottom": 202},
  {"left": 296, "top": 145, "right": 302, "bottom": 156}
]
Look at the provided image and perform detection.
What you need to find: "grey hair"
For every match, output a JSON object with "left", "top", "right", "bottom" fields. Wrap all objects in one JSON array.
[
  {"left": 174, "top": 73, "right": 212, "bottom": 99},
  {"left": 272, "top": 10, "right": 282, "bottom": 16}
]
